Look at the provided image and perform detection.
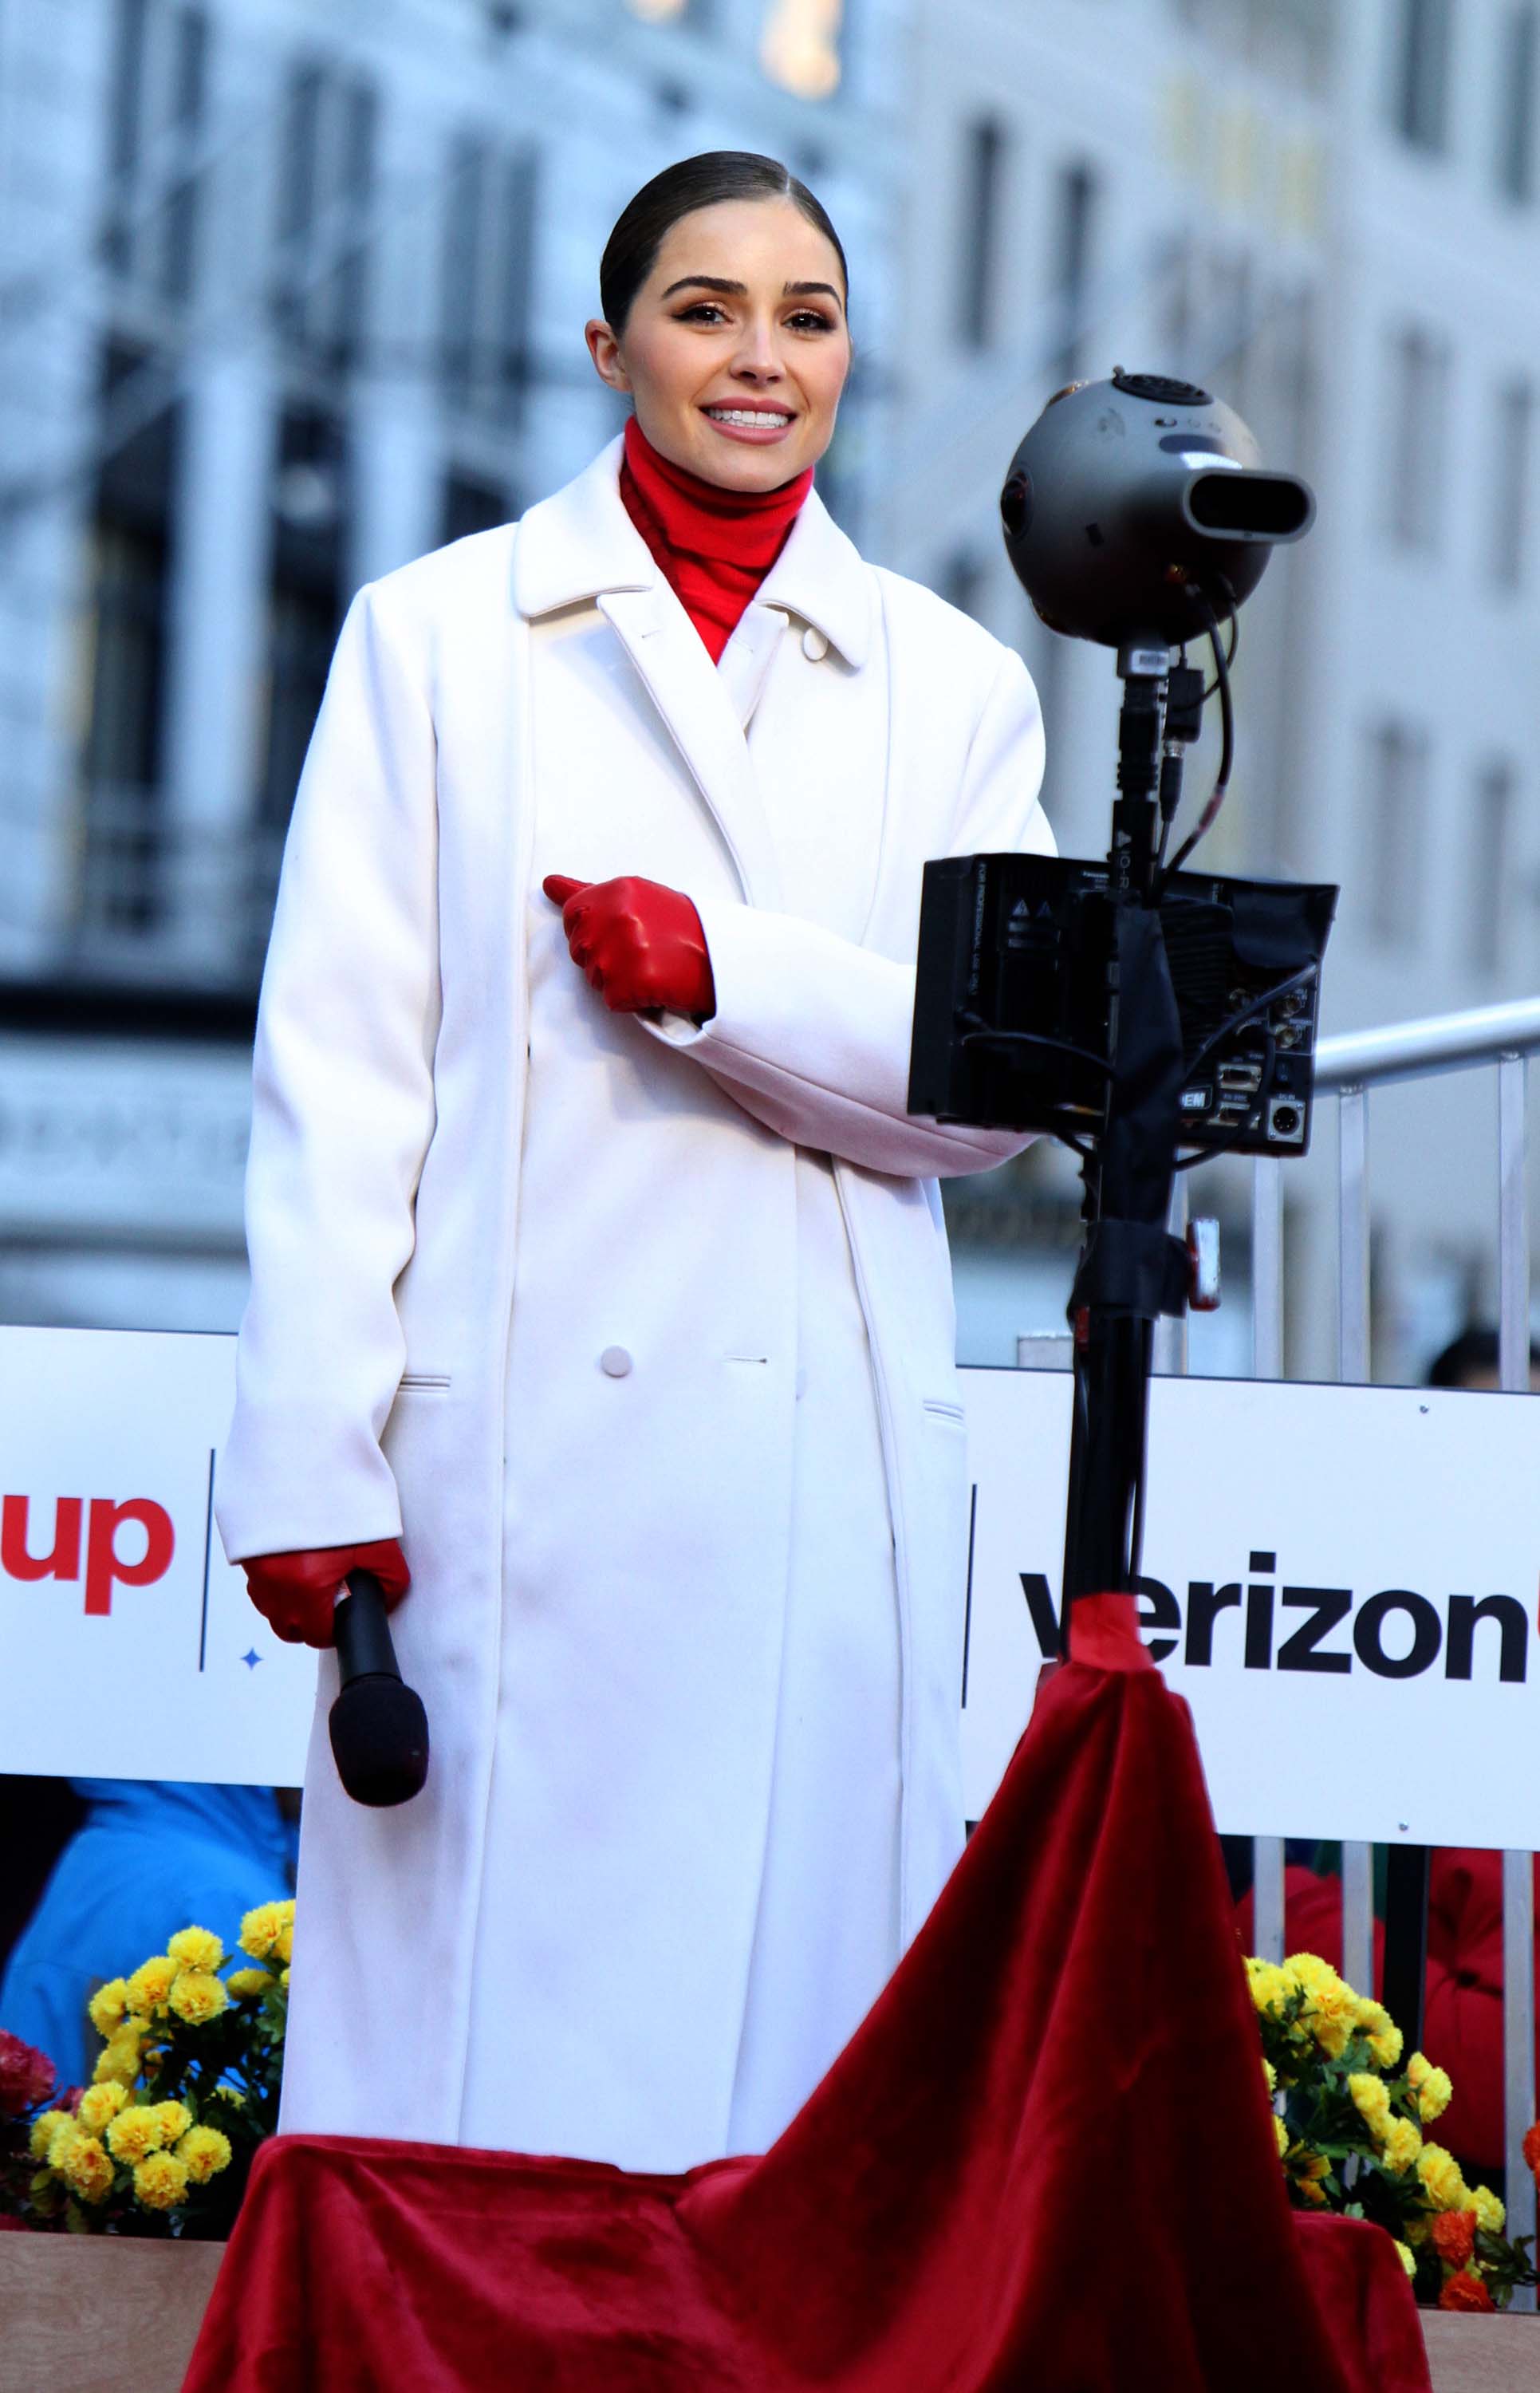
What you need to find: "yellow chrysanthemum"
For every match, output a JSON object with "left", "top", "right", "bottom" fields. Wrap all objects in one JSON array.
[
  {"left": 1395, "top": 2241, "right": 1416, "bottom": 2279},
  {"left": 239, "top": 1899, "right": 295, "bottom": 1963},
  {"left": 1284, "top": 1953, "right": 1356, "bottom": 2060},
  {"left": 59, "top": 2131, "right": 116, "bottom": 2203},
  {"left": 1245, "top": 1956, "right": 1287, "bottom": 2013},
  {"left": 87, "top": 1977, "right": 130, "bottom": 2036},
  {"left": 105, "top": 2105, "right": 164, "bottom": 2162},
  {"left": 152, "top": 2099, "right": 193, "bottom": 2144},
  {"left": 226, "top": 1969, "right": 273, "bottom": 2001},
  {"left": 1262, "top": 2058, "right": 1277, "bottom": 2096},
  {"left": 45, "top": 2117, "right": 81, "bottom": 2167},
  {"left": 29, "top": 2107, "right": 71, "bottom": 2160},
  {"left": 92, "top": 2026, "right": 144, "bottom": 2088},
  {"left": 167, "top": 1926, "right": 225, "bottom": 1973},
  {"left": 76, "top": 2082, "right": 129, "bottom": 2135},
  {"left": 167, "top": 1969, "right": 228, "bottom": 2026},
  {"left": 132, "top": 2151, "right": 190, "bottom": 2211},
  {"left": 125, "top": 1954, "right": 177, "bottom": 2017},
  {"left": 1382, "top": 2117, "right": 1424, "bottom": 2175},
  {"left": 1471, "top": 2186, "right": 1506, "bottom": 2237},
  {"left": 1347, "top": 2072, "right": 1392, "bottom": 2140},
  {"left": 176, "top": 2124, "right": 233, "bottom": 2184},
  {"left": 1407, "top": 2053, "right": 1453, "bottom": 2123},
  {"left": 279, "top": 1965, "right": 290, "bottom": 1985},
  {"left": 1274, "top": 2114, "right": 1289, "bottom": 2158},
  {"left": 1417, "top": 2142, "right": 1468, "bottom": 2211},
  {"left": 1353, "top": 1997, "right": 1404, "bottom": 2071}
]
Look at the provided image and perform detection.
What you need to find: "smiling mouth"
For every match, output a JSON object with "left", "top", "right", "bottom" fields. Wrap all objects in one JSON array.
[{"left": 703, "top": 405, "right": 795, "bottom": 430}]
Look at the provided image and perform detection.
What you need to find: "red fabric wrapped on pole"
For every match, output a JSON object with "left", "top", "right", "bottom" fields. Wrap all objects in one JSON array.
[{"left": 181, "top": 1599, "right": 1430, "bottom": 2393}]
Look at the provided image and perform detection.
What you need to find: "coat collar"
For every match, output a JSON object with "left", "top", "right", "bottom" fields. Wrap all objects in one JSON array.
[{"left": 511, "top": 432, "right": 873, "bottom": 670}]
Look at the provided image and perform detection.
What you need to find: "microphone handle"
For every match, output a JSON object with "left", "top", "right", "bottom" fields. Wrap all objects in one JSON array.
[{"left": 334, "top": 1569, "right": 402, "bottom": 1683}]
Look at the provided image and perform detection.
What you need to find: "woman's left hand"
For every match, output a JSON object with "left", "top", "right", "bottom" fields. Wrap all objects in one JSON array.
[{"left": 544, "top": 873, "right": 715, "bottom": 1019}]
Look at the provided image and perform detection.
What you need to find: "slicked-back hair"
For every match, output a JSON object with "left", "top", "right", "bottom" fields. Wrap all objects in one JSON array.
[{"left": 599, "top": 151, "right": 849, "bottom": 334}]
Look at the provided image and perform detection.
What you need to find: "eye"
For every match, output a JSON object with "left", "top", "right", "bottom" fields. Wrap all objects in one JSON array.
[
  {"left": 787, "top": 309, "right": 837, "bottom": 333},
  {"left": 675, "top": 302, "right": 729, "bottom": 324}
]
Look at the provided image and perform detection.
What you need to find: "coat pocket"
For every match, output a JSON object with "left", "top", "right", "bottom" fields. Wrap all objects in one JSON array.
[
  {"left": 398, "top": 1372, "right": 452, "bottom": 1393},
  {"left": 920, "top": 1395, "right": 966, "bottom": 1426}
]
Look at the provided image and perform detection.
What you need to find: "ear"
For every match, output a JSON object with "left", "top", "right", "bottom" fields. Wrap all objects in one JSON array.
[{"left": 585, "top": 319, "right": 631, "bottom": 395}]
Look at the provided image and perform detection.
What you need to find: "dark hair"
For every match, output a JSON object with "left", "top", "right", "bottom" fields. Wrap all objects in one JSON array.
[
  {"left": 599, "top": 151, "right": 849, "bottom": 333},
  {"left": 1426, "top": 1324, "right": 1540, "bottom": 1387}
]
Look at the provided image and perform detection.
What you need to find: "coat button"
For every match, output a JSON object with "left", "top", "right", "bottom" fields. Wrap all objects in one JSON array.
[
  {"left": 600, "top": 1346, "right": 633, "bottom": 1378},
  {"left": 802, "top": 625, "right": 829, "bottom": 660}
]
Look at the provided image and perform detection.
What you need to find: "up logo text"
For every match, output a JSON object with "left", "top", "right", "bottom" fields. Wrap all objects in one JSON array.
[{"left": 1, "top": 1494, "right": 175, "bottom": 1617}]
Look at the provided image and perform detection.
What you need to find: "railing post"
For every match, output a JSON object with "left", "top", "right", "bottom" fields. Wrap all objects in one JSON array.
[
  {"left": 1499, "top": 1051, "right": 1536, "bottom": 2302},
  {"left": 1251, "top": 1154, "right": 1285, "bottom": 1963},
  {"left": 1336, "top": 1086, "right": 1374, "bottom": 1999}
]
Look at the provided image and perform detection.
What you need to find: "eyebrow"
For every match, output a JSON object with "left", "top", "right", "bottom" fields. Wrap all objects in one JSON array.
[{"left": 660, "top": 274, "right": 845, "bottom": 309}]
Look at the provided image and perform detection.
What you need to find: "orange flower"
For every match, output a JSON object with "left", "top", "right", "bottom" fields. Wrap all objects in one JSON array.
[
  {"left": 1438, "top": 2271, "right": 1495, "bottom": 2314},
  {"left": 1431, "top": 2210, "right": 1476, "bottom": 2270}
]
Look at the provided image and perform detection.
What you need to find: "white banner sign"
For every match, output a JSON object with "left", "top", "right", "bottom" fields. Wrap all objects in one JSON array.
[
  {"left": 2, "top": 1331, "right": 1538, "bottom": 1851},
  {"left": 0, "top": 1327, "right": 314, "bottom": 1785},
  {"left": 959, "top": 1366, "right": 1540, "bottom": 1851}
]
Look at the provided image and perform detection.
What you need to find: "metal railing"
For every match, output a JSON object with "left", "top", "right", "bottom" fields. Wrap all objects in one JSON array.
[{"left": 1247, "top": 995, "right": 1540, "bottom": 2292}]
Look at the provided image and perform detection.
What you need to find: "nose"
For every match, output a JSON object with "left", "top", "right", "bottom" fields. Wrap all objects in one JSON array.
[{"left": 730, "top": 315, "right": 785, "bottom": 383}]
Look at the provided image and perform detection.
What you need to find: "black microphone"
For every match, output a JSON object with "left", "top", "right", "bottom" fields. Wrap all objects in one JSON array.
[{"left": 328, "top": 1569, "right": 430, "bottom": 1808}]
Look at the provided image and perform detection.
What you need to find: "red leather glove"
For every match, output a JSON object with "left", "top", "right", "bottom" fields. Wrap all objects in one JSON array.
[
  {"left": 242, "top": 1536, "right": 410, "bottom": 1650},
  {"left": 543, "top": 873, "right": 715, "bottom": 1019}
]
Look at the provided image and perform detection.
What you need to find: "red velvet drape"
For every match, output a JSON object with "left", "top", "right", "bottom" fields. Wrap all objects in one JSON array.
[{"left": 182, "top": 1603, "right": 1430, "bottom": 2393}]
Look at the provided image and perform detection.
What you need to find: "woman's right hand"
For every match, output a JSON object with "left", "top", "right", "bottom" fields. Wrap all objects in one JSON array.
[{"left": 242, "top": 1537, "right": 411, "bottom": 1650}]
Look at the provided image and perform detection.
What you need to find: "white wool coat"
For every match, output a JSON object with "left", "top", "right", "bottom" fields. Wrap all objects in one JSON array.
[{"left": 216, "top": 437, "right": 1051, "bottom": 2150}]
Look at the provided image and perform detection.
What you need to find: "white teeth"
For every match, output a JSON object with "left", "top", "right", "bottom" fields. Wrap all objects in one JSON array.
[{"left": 706, "top": 408, "right": 792, "bottom": 428}]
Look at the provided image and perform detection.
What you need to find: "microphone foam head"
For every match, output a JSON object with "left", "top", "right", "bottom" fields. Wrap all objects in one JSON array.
[{"left": 328, "top": 1676, "right": 430, "bottom": 1808}]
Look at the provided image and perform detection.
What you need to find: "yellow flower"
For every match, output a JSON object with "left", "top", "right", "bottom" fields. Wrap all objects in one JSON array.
[
  {"left": 87, "top": 1977, "right": 130, "bottom": 2036},
  {"left": 125, "top": 1955, "right": 177, "bottom": 2017},
  {"left": 1407, "top": 2053, "right": 1453, "bottom": 2123},
  {"left": 1353, "top": 1997, "right": 1404, "bottom": 2071},
  {"left": 176, "top": 2124, "right": 233, "bottom": 2184},
  {"left": 1245, "top": 1956, "right": 1287, "bottom": 2013},
  {"left": 92, "top": 2024, "right": 145, "bottom": 2087},
  {"left": 152, "top": 2100, "right": 192, "bottom": 2145},
  {"left": 76, "top": 2083, "right": 129, "bottom": 2135},
  {"left": 167, "top": 1969, "right": 228, "bottom": 2026},
  {"left": 1262, "top": 2058, "right": 1277, "bottom": 2097},
  {"left": 238, "top": 1899, "right": 295, "bottom": 1963},
  {"left": 1471, "top": 2186, "right": 1506, "bottom": 2237},
  {"left": 106, "top": 2105, "right": 164, "bottom": 2163},
  {"left": 1382, "top": 2117, "right": 1424, "bottom": 2175},
  {"left": 226, "top": 1969, "right": 273, "bottom": 2001},
  {"left": 29, "top": 2108, "right": 72, "bottom": 2160},
  {"left": 45, "top": 2117, "right": 81, "bottom": 2167},
  {"left": 1347, "top": 2072, "right": 1392, "bottom": 2141},
  {"left": 132, "top": 2151, "right": 190, "bottom": 2211},
  {"left": 59, "top": 2132, "right": 115, "bottom": 2204},
  {"left": 1395, "top": 2241, "right": 1416, "bottom": 2279},
  {"left": 280, "top": 1965, "right": 290, "bottom": 1986},
  {"left": 1285, "top": 1953, "right": 1356, "bottom": 2060},
  {"left": 167, "top": 1926, "right": 225, "bottom": 1973},
  {"left": 1274, "top": 2114, "right": 1289, "bottom": 2159},
  {"left": 1417, "top": 2143, "right": 1468, "bottom": 2211}
]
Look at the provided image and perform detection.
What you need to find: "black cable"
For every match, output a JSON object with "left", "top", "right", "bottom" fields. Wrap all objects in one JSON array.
[
  {"left": 1164, "top": 589, "right": 1235, "bottom": 879},
  {"left": 1181, "top": 962, "right": 1316, "bottom": 1086},
  {"left": 959, "top": 1027, "right": 1116, "bottom": 1079},
  {"left": 1201, "top": 602, "right": 1239, "bottom": 698}
]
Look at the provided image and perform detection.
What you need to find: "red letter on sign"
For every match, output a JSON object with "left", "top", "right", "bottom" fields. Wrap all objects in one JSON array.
[
  {"left": 84, "top": 1499, "right": 175, "bottom": 1617},
  {"left": 1, "top": 1495, "right": 84, "bottom": 1582}
]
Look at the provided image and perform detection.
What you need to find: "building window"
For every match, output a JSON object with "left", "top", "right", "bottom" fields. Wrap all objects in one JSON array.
[
  {"left": 1491, "top": 377, "right": 1534, "bottom": 588},
  {"left": 103, "top": 0, "right": 210, "bottom": 304},
  {"left": 272, "top": 58, "right": 378, "bottom": 372},
  {"left": 1467, "top": 760, "right": 1516, "bottom": 975},
  {"left": 259, "top": 406, "right": 346, "bottom": 841},
  {"left": 79, "top": 342, "right": 180, "bottom": 937},
  {"left": 959, "top": 118, "right": 1006, "bottom": 351},
  {"left": 1361, "top": 722, "right": 1428, "bottom": 948},
  {"left": 439, "top": 136, "right": 536, "bottom": 422},
  {"left": 1391, "top": 0, "right": 1452, "bottom": 152},
  {"left": 442, "top": 469, "right": 514, "bottom": 546},
  {"left": 1496, "top": 6, "right": 1538, "bottom": 199},
  {"left": 1384, "top": 324, "right": 1448, "bottom": 550},
  {"left": 1051, "top": 161, "right": 1098, "bottom": 381}
]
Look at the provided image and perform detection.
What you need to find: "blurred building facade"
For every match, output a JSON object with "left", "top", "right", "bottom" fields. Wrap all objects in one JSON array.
[
  {"left": 887, "top": 0, "right": 1540, "bottom": 1378},
  {"left": 1, "top": 0, "right": 1538, "bottom": 1379}
]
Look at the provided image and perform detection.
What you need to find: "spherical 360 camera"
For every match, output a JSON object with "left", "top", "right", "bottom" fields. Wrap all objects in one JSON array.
[{"left": 999, "top": 369, "right": 1315, "bottom": 647}]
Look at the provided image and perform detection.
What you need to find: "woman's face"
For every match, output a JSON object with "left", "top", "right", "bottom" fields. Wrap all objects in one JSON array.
[{"left": 587, "top": 197, "right": 851, "bottom": 491}]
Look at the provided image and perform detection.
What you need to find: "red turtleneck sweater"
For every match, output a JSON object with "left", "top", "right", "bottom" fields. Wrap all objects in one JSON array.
[{"left": 620, "top": 415, "right": 813, "bottom": 664}]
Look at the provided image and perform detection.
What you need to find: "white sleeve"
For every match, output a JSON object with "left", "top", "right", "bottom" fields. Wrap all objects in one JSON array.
[
  {"left": 215, "top": 583, "right": 440, "bottom": 1563},
  {"left": 648, "top": 646, "right": 1052, "bottom": 1179}
]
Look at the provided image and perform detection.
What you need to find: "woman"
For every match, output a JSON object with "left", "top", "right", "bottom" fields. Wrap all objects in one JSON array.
[{"left": 216, "top": 152, "right": 1052, "bottom": 2172}]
